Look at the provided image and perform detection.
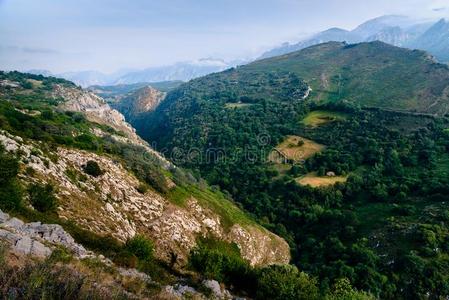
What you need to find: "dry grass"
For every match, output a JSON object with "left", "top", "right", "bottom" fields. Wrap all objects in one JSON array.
[
  {"left": 296, "top": 172, "right": 348, "bottom": 187},
  {"left": 27, "top": 79, "right": 43, "bottom": 88},
  {"left": 269, "top": 135, "right": 324, "bottom": 163},
  {"left": 301, "top": 110, "right": 348, "bottom": 128}
]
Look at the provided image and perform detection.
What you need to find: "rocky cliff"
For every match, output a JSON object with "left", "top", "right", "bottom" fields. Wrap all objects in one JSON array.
[
  {"left": 0, "top": 130, "right": 289, "bottom": 267},
  {"left": 116, "top": 86, "right": 166, "bottom": 118},
  {"left": 51, "top": 84, "right": 171, "bottom": 168}
]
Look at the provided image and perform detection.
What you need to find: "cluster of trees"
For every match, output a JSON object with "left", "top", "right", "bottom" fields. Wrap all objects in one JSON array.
[{"left": 189, "top": 237, "right": 374, "bottom": 299}]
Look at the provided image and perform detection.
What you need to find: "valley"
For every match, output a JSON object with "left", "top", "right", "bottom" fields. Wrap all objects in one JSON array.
[{"left": 124, "top": 41, "right": 449, "bottom": 299}]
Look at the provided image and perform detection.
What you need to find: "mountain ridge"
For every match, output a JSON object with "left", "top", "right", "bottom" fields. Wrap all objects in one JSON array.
[{"left": 259, "top": 15, "right": 446, "bottom": 62}]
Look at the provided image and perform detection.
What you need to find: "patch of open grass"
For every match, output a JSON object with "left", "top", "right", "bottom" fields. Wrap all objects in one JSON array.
[
  {"left": 269, "top": 135, "right": 324, "bottom": 163},
  {"left": 301, "top": 110, "right": 348, "bottom": 127},
  {"left": 296, "top": 172, "right": 348, "bottom": 187},
  {"left": 224, "top": 103, "right": 254, "bottom": 109}
]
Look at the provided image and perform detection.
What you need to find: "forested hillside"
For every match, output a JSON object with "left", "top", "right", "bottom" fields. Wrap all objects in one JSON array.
[
  {"left": 0, "top": 71, "right": 307, "bottom": 299},
  {"left": 133, "top": 42, "right": 449, "bottom": 299}
]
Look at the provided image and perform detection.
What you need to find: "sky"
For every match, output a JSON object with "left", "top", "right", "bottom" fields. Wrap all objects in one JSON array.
[{"left": 0, "top": 0, "right": 448, "bottom": 73}]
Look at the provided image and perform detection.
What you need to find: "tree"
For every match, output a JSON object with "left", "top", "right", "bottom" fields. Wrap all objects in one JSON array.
[
  {"left": 326, "top": 278, "right": 375, "bottom": 300},
  {"left": 28, "top": 183, "right": 57, "bottom": 213}
]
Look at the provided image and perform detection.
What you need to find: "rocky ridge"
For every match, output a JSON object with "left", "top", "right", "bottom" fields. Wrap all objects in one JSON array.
[
  {"left": 0, "top": 130, "right": 290, "bottom": 268},
  {"left": 0, "top": 208, "right": 87, "bottom": 258},
  {"left": 51, "top": 84, "right": 171, "bottom": 168},
  {"left": 113, "top": 86, "right": 167, "bottom": 121}
]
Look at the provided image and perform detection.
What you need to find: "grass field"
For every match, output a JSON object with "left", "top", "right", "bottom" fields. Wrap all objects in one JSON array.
[
  {"left": 225, "top": 103, "right": 254, "bottom": 109},
  {"left": 296, "top": 172, "right": 348, "bottom": 187},
  {"left": 301, "top": 110, "right": 348, "bottom": 127},
  {"left": 269, "top": 135, "right": 324, "bottom": 163}
]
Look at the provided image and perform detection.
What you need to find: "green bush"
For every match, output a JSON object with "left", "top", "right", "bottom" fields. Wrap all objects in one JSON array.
[
  {"left": 125, "top": 235, "right": 154, "bottom": 262},
  {"left": 82, "top": 160, "right": 104, "bottom": 177},
  {"left": 256, "top": 265, "right": 319, "bottom": 300},
  {"left": 0, "top": 151, "right": 19, "bottom": 185},
  {"left": 28, "top": 183, "right": 57, "bottom": 213},
  {"left": 0, "top": 181, "right": 23, "bottom": 211},
  {"left": 325, "top": 278, "right": 375, "bottom": 300},
  {"left": 189, "top": 238, "right": 256, "bottom": 291}
]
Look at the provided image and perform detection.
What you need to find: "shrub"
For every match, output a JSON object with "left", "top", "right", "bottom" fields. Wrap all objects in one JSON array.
[
  {"left": 189, "top": 238, "right": 255, "bottom": 291},
  {"left": 0, "top": 150, "right": 20, "bottom": 185},
  {"left": 136, "top": 183, "right": 149, "bottom": 194},
  {"left": 256, "top": 265, "right": 319, "bottom": 300},
  {"left": 325, "top": 278, "right": 375, "bottom": 300},
  {"left": 125, "top": 235, "right": 154, "bottom": 262},
  {"left": 82, "top": 160, "right": 104, "bottom": 177},
  {"left": 28, "top": 183, "right": 57, "bottom": 212},
  {"left": 0, "top": 181, "right": 23, "bottom": 211}
]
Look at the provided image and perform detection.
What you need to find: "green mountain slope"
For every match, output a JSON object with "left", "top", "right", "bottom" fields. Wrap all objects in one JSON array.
[{"left": 253, "top": 41, "right": 449, "bottom": 115}]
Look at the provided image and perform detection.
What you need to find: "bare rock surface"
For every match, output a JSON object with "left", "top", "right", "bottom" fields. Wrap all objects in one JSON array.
[
  {"left": 0, "top": 209, "right": 87, "bottom": 258},
  {"left": 52, "top": 84, "right": 172, "bottom": 168}
]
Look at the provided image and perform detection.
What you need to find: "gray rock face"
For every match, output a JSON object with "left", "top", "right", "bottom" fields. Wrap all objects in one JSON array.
[
  {"left": 3, "top": 217, "right": 24, "bottom": 229},
  {"left": 14, "top": 236, "right": 52, "bottom": 257},
  {"left": 164, "top": 284, "right": 204, "bottom": 299},
  {"left": 0, "top": 209, "right": 87, "bottom": 258},
  {"left": 21, "top": 222, "right": 87, "bottom": 256},
  {"left": 202, "top": 280, "right": 232, "bottom": 299}
]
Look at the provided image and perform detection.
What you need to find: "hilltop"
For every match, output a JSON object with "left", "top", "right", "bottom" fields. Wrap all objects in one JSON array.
[{"left": 255, "top": 41, "right": 449, "bottom": 116}]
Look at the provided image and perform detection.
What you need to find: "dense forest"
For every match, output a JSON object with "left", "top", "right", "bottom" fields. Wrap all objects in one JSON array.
[{"left": 135, "top": 44, "right": 449, "bottom": 299}]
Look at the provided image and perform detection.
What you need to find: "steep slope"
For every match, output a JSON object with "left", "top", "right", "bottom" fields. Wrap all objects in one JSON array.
[
  {"left": 109, "top": 86, "right": 166, "bottom": 121},
  {"left": 0, "top": 71, "right": 290, "bottom": 269},
  {"left": 364, "top": 26, "right": 411, "bottom": 46},
  {"left": 408, "top": 18, "right": 449, "bottom": 62},
  {"left": 351, "top": 15, "right": 415, "bottom": 39}
]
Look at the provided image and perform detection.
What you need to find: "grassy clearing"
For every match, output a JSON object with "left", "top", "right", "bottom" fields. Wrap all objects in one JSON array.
[
  {"left": 301, "top": 110, "right": 348, "bottom": 127},
  {"left": 269, "top": 135, "right": 324, "bottom": 163},
  {"left": 224, "top": 103, "right": 254, "bottom": 109},
  {"left": 296, "top": 172, "right": 348, "bottom": 187},
  {"left": 26, "top": 79, "right": 43, "bottom": 88}
]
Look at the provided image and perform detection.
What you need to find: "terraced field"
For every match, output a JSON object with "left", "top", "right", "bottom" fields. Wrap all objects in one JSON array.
[{"left": 268, "top": 135, "right": 324, "bottom": 163}]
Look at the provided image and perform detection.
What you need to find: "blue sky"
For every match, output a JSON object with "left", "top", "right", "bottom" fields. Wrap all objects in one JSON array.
[{"left": 0, "top": 0, "right": 447, "bottom": 73}]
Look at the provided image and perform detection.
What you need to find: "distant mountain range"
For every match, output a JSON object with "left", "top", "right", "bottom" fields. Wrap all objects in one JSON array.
[
  {"left": 28, "top": 15, "right": 449, "bottom": 87},
  {"left": 28, "top": 58, "right": 243, "bottom": 87},
  {"left": 259, "top": 15, "right": 449, "bottom": 63}
]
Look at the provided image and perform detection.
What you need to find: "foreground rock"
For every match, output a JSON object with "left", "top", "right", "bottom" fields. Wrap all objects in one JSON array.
[{"left": 0, "top": 209, "right": 87, "bottom": 258}]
